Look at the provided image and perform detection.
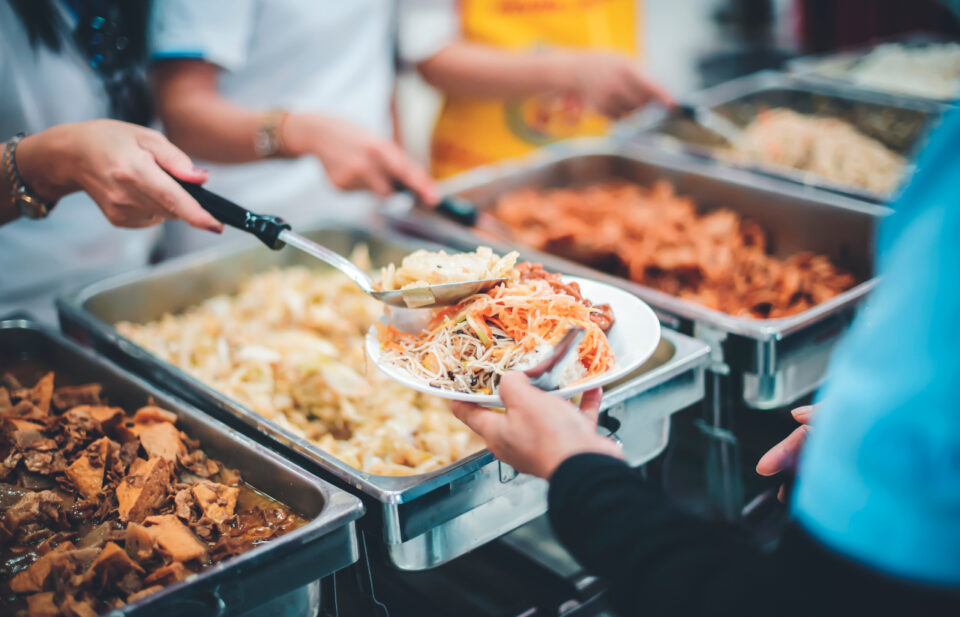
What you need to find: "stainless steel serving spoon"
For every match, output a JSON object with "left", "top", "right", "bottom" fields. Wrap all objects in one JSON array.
[{"left": 173, "top": 178, "right": 506, "bottom": 308}]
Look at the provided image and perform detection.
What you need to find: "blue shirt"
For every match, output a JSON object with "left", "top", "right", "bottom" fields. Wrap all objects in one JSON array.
[{"left": 794, "top": 107, "right": 960, "bottom": 585}]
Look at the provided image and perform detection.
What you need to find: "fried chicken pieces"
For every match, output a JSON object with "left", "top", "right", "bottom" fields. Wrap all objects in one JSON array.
[
  {"left": 492, "top": 181, "right": 857, "bottom": 319},
  {"left": 0, "top": 372, "right": 302, "bottom": 617}
]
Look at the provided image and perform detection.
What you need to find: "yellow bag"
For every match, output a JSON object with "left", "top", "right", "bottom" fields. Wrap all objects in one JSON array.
[{"left": 430, "top": 0, "right": 640, "bottom": 179}]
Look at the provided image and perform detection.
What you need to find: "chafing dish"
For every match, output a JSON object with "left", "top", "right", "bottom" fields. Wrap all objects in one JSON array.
[
  {"left": 57, "top": 222, "right": 709, "bottom": 570},
  {"left": 623, "top": 70, "right": 947, "bottom": 203},
  {"left": 787, "top": 35, "right": 960, "bottom": 105},
  {"left": 0, "top": 319, "right": 363, "bottom": 616},
  {"left": 383, "top": 140, "right": 889, "bottom": 409}
]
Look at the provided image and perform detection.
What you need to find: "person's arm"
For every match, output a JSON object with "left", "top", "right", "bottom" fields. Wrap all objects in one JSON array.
[
  {"left": 453, "top": 375, "right": 959, "bottom": 615},
  {"left": 151, "top": 61, "right": 437, "bottom": 203},
  {"left": 417, "top": 43, "right": 674, "bottom": 118},
  {"left": 0, "top": 121, "right": 221, "bottom": 231},
  {"left": 451, "top": 375, "right": 769, "bottom": 615},
  {"left": 549, "top": 453, "right": 773, "bottom": 616}
]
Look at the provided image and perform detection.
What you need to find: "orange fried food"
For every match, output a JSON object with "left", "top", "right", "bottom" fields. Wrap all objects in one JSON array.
[{"left": 492, "top": 181, "right": 857, "bottom": 319}]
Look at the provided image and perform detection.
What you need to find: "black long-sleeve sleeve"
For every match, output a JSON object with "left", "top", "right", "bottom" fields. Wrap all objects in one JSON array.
[{"left": 547, "top": 453, "right": 960, "bottom": 617}]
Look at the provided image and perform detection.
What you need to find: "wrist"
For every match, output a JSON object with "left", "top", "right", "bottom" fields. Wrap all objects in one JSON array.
[
  {"left": 17, "top": 130, "right": 77, "bottom": 202},
  {"left": 280, "top": 113, "right": 323, "bottom": 158},
  {"left": 541, "top": 49, "right": 585, "bottom": 93},
  {"left": 545, "top": 436, "right": 624, "bottom": 478}
]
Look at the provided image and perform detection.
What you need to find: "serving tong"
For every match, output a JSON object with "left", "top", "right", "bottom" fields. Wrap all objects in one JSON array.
[
  {"left": 392, "top": 181, "right": 518, "bottom": 240},
  {"left": 173, "top": 179, "right": 505, "bottom": 308},
  {"left": 522, "top": 327, "right": 586, "bottom": 391},
  {"left": 676, "top": 103, "right": 746, "bottom": 146}
]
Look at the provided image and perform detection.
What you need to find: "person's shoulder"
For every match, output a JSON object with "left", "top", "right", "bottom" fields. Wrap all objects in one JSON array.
[{"left": 148, "top": 0, "right": 258, "bottom": 71}]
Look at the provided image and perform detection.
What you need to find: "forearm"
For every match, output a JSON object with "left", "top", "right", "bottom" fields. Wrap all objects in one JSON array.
[
  {"left": 153, "top": 68, "right": 263, "bottom": 163},
  {"left": 153, "top": 63, "right": 338, "bottom": 165},
  {"left": 418, "top": 42, "right": 577, "bottom": 99},
  {"left": 548, "top": 454, "right": 769, "bottom": 615}
]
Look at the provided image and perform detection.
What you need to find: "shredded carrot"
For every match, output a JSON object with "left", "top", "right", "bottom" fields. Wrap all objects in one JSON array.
[{"left": 378, "top": 264, "right": 615, "bottom": 393}]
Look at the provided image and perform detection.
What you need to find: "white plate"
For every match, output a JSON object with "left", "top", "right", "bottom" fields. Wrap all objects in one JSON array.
[{"left": 364, "top": 276, "right": 661, "bottom": 406}]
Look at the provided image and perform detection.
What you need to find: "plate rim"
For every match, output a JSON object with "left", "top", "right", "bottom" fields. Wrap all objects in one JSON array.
[{"left": 365, "top": 275, "right": 662, "bottom": 406}]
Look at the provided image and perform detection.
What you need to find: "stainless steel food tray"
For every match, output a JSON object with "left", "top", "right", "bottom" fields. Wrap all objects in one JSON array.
[
  {"left": 383, "top": 140, "right": 889, "bottom": 409},
  {"left": 57, "top": 222, "right": 709, "bottom": 570},
  {"left": 0, "top": 319, "right": 363, "bottom": 617},
  {"left": 786, "top": 35, "right": 960, "bottom": 105},
  {"left": 622, "top": 70, "right": 947, "bottom": 203}
]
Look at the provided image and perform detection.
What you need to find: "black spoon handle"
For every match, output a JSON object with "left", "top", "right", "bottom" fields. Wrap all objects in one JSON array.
[
  {"left": 172, "top": 176, "right": 291, "bottom": 250},
  {"left": 434, "top": 195, "right": 478, "bottom": 227},
  {"left": 392, "top": 181, "right": 478, "bottom": 227},
  {"left": 675, "top": 103, "right": 699, "bottom": 119}
]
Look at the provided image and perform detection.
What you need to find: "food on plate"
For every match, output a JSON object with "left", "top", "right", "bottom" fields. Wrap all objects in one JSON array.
[
  {"left": 815, "top": 42, "right": 960, "bottom": 100},
  {"left": 492, "top": 181, "right": 857, "bottom": 319},
  {"left": 377, "top": 262, "right": 615, "bottom": 394},
  {"left": 0, "top": 372, "right": 302, "bottom": 617},
  {"left": 116, "top": 252, "right": 483, "bottom": 476},
  {"left": 376, "top": 246, "right": 519, "bottom": 291},
  {"left": 734, "top": 108, "right": 906, "bottom": 193}
]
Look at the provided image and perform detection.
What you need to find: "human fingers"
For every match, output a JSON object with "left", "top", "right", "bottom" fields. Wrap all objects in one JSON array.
[
  {"left": 451, "top": 401, "right": 507, "bottom": 441},
  {"left": 498, "top": 372, "right": 562, "bottom": 419},
  {"left": 135, "top": 131, "right": 222, "bottom": 232},
  {"left": 362, "top": 166, "right": 395, "bottom": 198},
  {"left": 578, "top": 388, "right": 603, "bottom": 425},
  {"left": 756, "top": 424, "right": 809, "bottom": 477},
  {"left": 623, "top": 66, "right": 675, "bottom": 108},
  {"left": 134, "top": 159, "right": 224, "bottom": 233},
  {"left": 373, "top": 142, "right": 439, "bottom": 205},
  {"left": 89, "top": 191, "right": 165, "bottom": 228},
  {"left": 601, "top": 82, "right": 649, "bottom": 119},
  {"left": 792, "top": 405, "right": 815, "bottom": 425},
  {"left": 137, "top": 129, "right": 209, "bottom": 184}
]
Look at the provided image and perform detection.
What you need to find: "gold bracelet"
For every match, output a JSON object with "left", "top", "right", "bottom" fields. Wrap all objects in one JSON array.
[
  {"left": 253, "top": 109, "right": 289, "bottom": 158},
  {"left": 4, "top": 133, "right": 57, "bottom": 220}
]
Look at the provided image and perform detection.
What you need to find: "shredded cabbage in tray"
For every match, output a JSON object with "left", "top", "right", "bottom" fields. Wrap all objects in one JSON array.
[{"left": 116, "top": 252, "right": 483, "bottom": 477}]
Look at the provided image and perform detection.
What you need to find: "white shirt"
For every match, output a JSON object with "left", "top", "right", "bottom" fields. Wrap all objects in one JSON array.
[
  {"left": 397, "top": 0, "right": 458, "bottom": 68},
  {"left": 0, "top": 1, "right": 157, "bottom": 322},
  {"left": 149, "top": 0, "right": 404, "bottom": 254}
]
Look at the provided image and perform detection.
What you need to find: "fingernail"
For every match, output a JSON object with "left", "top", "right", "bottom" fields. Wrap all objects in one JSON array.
[
  {"left": 207, "top": 224, "right": 223, "bottom": 234},
  {"left": 192, "top": 166, "right": 208, "bottom": 175},
  {"left": 792, "top": 406, "right": 813, "bottom": 421}
]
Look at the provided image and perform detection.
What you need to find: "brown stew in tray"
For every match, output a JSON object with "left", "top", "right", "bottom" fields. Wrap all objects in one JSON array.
[{"left": 0, "top": 371, "right": 304, "bottom": 617}]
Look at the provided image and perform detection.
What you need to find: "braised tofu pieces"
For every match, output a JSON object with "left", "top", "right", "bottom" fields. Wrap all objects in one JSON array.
[{"left": 0, "top": 372, "right": 304, "bottom": 617}]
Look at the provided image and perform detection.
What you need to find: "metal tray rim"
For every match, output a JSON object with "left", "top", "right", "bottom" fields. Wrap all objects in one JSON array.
[
  {"left": 56, "top": 222, "right": 709, "bottom": 504},
  {"left": 389, "top": 139, "right": 886, "bottom": 342},
  {"left": 0, "top": 319, "right": 364, "bottom": 613},
  {"left": 623, "top": 70, "right": 948, "bottom": 203},
  {"left": 785, "top": 33, "right": 960, "bottom": 105}
]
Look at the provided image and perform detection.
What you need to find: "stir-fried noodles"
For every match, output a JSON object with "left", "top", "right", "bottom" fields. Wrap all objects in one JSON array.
[{"left": 377, "top": 263, "right": 615, "bottom": 394}]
